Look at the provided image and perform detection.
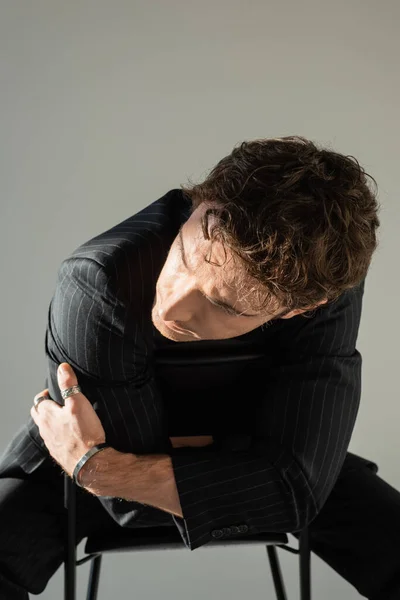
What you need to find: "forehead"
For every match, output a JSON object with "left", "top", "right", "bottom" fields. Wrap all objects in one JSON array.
[
  {"left": 185, "top": 224, "right": 258, "bottom": 305},
  {"left": 181, "top": 202, "right": 278, "bottom": 314}
]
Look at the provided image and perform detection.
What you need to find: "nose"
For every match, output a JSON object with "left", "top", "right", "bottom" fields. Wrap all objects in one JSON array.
[
  {"left": 158, "top": 292, "right": 192, "bottom": 323},
  {"left": 159, "top": 303, "right": 181, "bottom": 322}
]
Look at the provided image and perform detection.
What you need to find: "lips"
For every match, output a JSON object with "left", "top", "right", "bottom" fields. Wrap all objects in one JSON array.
[{"left": 165, "top": 321, "right": 190, "bottom": 334}]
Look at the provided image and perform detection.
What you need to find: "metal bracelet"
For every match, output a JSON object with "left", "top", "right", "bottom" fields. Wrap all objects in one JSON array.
[{"left": 72, "top": 443, "right": 110, "bottom": 488}]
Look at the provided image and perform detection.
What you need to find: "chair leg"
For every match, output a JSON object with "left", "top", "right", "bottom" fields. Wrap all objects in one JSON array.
[
  {"left": 86, "top": 555, "right": 103, "bottom": 600},
  {"left": 64, "top": 475, "right": 77, "bottom": 600},
  {"left": 266, "top": 545, "right": 288, "bottom": 600},
  {"left": 299, "top": 527, "right": 311, "bottom": 600}
]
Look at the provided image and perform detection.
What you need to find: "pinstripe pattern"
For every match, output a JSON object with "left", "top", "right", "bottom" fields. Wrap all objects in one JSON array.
[{"left": 3, "top": 188, "right": 365, "bottom": 551}]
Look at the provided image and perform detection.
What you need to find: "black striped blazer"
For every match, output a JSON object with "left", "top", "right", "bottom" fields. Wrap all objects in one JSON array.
[{"left": 2, "top": 188, "right": 365, "bottom": 551}]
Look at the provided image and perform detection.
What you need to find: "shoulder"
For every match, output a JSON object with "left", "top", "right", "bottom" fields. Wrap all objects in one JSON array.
[{"left": 266, "top": 277, "right": 366, "bottom": 357}]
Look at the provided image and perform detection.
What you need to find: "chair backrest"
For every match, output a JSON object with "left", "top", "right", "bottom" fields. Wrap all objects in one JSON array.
[
  {"left": 155, "top": 345, "right": 266, "bottom": 388},
  {"left": 153, "top": 343, "right": 268, "bottom": 437}
]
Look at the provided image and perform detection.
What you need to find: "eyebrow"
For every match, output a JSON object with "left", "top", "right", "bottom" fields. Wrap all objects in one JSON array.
[{"left": 177, "top": 226, "right": 258, "bottom": 318}]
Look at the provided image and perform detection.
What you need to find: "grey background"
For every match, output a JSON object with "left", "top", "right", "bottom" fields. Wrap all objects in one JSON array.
[{"left": 1, "top": 1, "right": 399, "bottom": 598}]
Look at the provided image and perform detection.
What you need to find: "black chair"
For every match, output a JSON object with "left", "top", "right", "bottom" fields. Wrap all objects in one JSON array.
[
  {"left": 64, "top": 344, "right": 312, "bottom": 600},
  {"left": 64, "top": 474, "right": 311, "bottom": 600}
]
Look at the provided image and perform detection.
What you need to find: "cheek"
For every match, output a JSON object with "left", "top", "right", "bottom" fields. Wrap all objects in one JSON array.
[
  {"left": 159, "top": 250, "right": 188, "bottom": 289},
  {"left": 156, "top": 254, "right": 175, "bottom": 288}
]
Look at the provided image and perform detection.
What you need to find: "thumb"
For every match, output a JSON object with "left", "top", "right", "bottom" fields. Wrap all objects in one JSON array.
[{"left": 57, "top": 362, "right": 81, "bottom": 406}]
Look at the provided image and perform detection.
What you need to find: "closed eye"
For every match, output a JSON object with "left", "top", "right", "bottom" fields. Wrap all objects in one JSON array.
[
  {"left": 216, "top": 302, "right": 240, "bottom": 317},
  {"left": 203, "top": 293, "right": 242, "bottom": 317},
  {"left": 178, "top": 228, "right": 256, "bottom": 318}
]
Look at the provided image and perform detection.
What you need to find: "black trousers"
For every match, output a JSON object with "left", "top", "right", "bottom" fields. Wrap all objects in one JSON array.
[{"left": 0, "top": 444, "right": 399, "bottom": 600}]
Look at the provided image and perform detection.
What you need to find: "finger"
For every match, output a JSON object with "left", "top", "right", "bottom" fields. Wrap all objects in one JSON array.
[
  {"left": 31, "top": 396, "right": 60, "bottom": 421},
  {"left": 33, "top": 389, "right": 50, "bottom": 403},
  {"left": 169, "top": 435, "right": 214, "bottom": 448},
  {"left": 30, "top": 404, "right": 38, "bottom": 424},
  {"left": 57, "top": 362, "right": 83, "bottom": 406},
  {"left": 30, "top": 400, "right": 56, "bottom": 424},
  {"left": 32, "top": 390, "right": 53, "bottom": 420}
]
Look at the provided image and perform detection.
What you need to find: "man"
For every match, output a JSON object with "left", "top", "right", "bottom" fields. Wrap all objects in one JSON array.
[{"left": 0, "top": 136, "right": 399, "bottom": 599}]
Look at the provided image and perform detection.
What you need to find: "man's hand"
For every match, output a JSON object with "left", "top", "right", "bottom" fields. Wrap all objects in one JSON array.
[
  {"left": 30, "top": 362, "right": 106, "bottom": 477},
  {"left": 31, "top": 361, "right": 213, "bottom": 484}
]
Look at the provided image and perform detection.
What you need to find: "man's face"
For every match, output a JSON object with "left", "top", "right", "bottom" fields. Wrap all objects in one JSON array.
[{"left": 152, "top": 202, "right": 304, "bottom": 342}]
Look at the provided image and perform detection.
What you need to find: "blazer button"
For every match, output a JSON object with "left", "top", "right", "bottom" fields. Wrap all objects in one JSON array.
[
  {"left": 230, "top": 525, "right": 240, "bottom": 534},
  {"left": 222, "top": 527, "right": 232, "bottom": 536},
  {"left": 211, "top": 529, "right": 224, "bottom": 539},
  {"left": 238, "top": 525, "right": 249, "bottom": 533}
]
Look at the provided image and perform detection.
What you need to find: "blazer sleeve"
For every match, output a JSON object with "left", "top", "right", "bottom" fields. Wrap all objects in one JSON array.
[
  {"left": 26, "top": 256, "right": 170, "bottom": 460},
  {"left": 168, "top": 277, "right": 366, "bottom": 551}
]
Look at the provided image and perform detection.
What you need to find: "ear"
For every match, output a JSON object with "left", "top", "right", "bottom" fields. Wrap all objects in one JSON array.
[{"left": 279, "top": 298, "right": 328, "bottom": 319}]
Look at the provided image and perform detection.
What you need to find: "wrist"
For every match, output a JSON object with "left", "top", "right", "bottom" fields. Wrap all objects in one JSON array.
[
  {"left": 73, "top": 443, "right": 109, "bottom": 487},
  {"left": 78, "top": 446, "right": 128, "bottom": 493}
]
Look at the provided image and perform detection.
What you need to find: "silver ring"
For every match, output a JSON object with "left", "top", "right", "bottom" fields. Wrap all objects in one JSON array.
[
  {"left": 33, "top": 395, "right": 51, "bottom": 411},
  {"left": 61, "top": 385, "right": 81, "bottom": 400}
]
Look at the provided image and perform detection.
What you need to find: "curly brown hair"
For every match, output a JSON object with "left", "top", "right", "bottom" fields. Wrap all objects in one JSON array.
[{"left": 179, "top": 135, "right": 381, "bottom": 318}]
